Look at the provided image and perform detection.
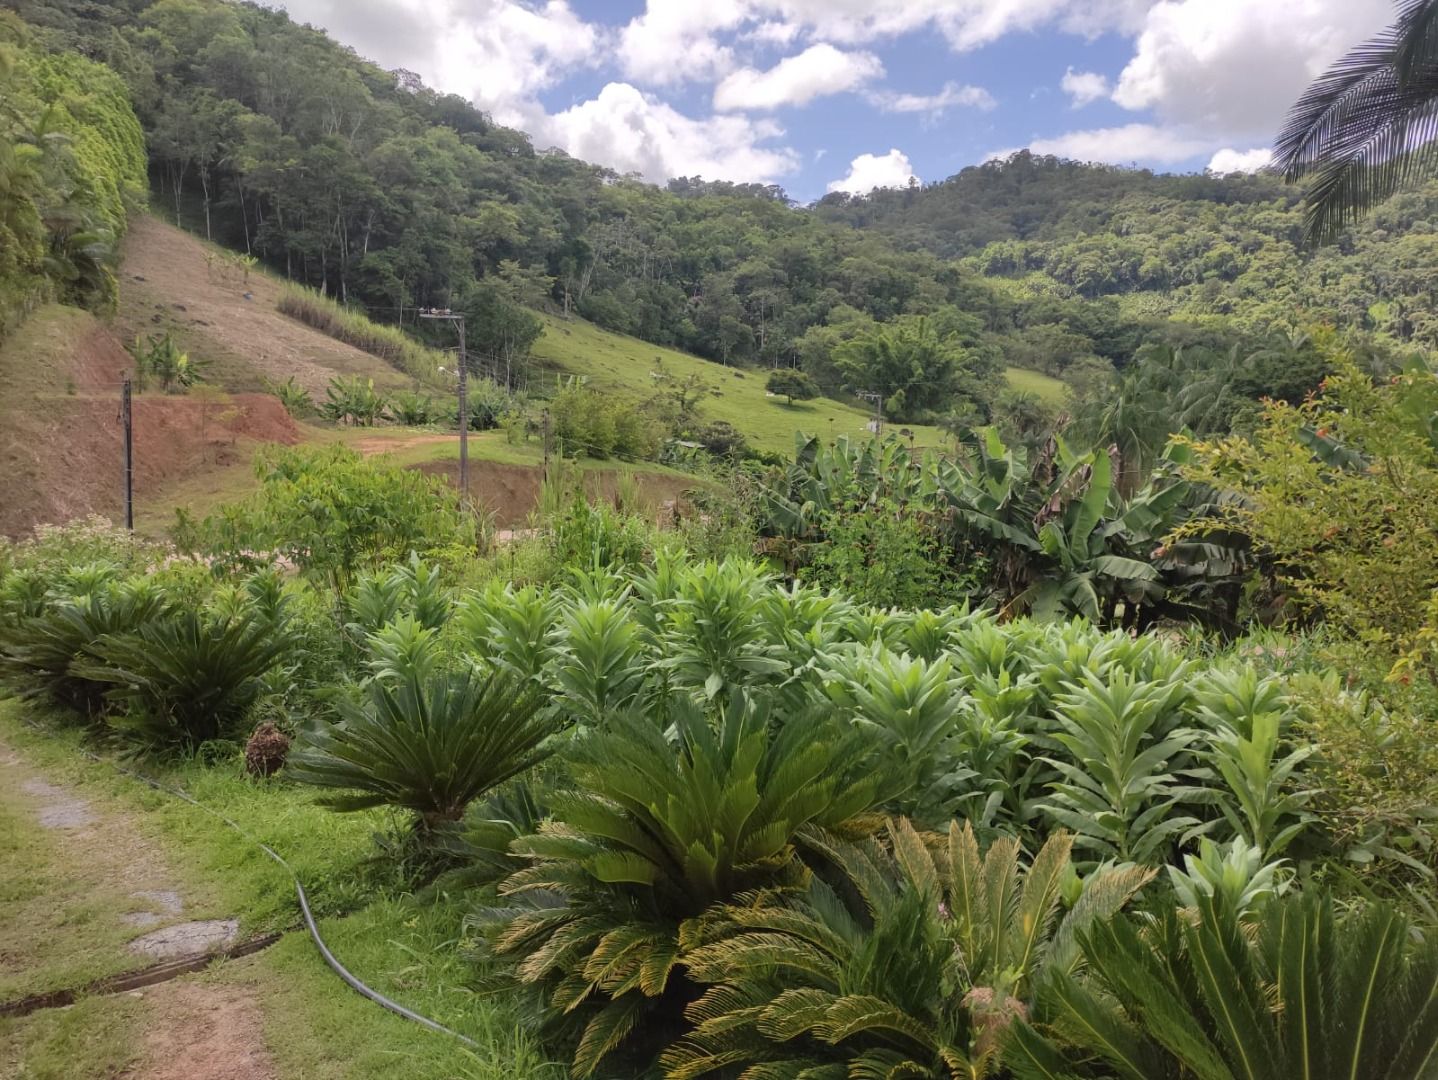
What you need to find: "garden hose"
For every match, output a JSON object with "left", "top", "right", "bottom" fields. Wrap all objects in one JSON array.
[{"left": 30, "top": 729, "right": 480, "bottom": 1051}]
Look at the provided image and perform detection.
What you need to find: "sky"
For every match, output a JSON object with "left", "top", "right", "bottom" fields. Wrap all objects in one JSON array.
[{"left": 267, "top": 0, "right": 1394, "bottom": 203}]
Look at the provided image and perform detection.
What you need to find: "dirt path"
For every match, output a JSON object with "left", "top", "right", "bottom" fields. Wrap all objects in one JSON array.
[
  {"left": 126, "top": 975, "right": 277, "bottom": 1080},
  {"left": 0, "top": 735, "right": 274, "bottom": 1079}
]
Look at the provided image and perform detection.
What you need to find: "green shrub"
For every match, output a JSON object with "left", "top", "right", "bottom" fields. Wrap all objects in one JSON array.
[
  {"left": 475, "top": 694, "right": 892, "bottom": 1077},
  {"left": 549, "top": 379, "right": 662, "bottom": 461},
  {"left": 74, "top": 612, "right": 292, "bottom": 750},
  {"left": 288, "top": 668, "right": 556, "bottom": 831}
]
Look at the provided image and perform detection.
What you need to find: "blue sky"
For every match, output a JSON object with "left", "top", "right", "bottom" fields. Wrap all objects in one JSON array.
[{"left": 273, "top": 0, "right": 1393, "bottom": 203}]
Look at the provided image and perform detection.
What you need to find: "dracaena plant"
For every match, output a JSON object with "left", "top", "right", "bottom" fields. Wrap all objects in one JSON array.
[
  {"left": 1009, "top": 890, "right": 1438, "bottom": 1080},
  {"left": 550, "top": 594, "right": 647, "bottom": 726},
  {"left": 1036, "top": 668, "right": 1209, "bottom": 865},
  {"left": 663, "top": 820, "right": 1152, "bottom": 1080},
  {"left": 1192, "top": 666, "right": 1314, "bottom": 858},
  {"left": 473, "top": 692, "right": 890, "bottom": 1078},
  {"left": 454, "top": 580, "right": 561, "bottom": 682},
  {"left": 657, "top": 558, "right": 789, "bottom": 700}
]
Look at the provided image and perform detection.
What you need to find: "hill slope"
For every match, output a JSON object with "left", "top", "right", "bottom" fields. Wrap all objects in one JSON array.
[
  {"left": 115, "top": 217, "right": 414, "bottom": 397},
  {"left": 530, "top": 314, "right": 954, "bottom": 454}
]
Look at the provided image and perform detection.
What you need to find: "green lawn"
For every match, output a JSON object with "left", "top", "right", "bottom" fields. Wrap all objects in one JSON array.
[{"left": 1004, "top": 365, "right": 1067, "bottom": 405}]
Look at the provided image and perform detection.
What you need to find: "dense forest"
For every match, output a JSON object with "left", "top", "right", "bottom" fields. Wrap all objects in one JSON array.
[{"left": 7, "top": 0, "right": 1437, "bottom": 432}]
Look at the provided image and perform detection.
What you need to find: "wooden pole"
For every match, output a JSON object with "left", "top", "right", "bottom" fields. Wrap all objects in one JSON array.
[
  {"left": 121, "top": 377, "right": 133, "bottom": 530},
  {"left": 456, "top": 318, "right": 468, "bottom": 499}
]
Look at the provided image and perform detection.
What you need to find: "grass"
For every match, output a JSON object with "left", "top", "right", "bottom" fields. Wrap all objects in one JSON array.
[
  {"left": 0, "top": 993, "right": 143, "bottom": 1080},
  {"left": 277, "top": 286, "right": 445, "bottom": 384},
  {"left": 528, "top": 313, "right": 950, "bottom": 455},
  {"left": 1004, "top": 365, "right": 1067, "bottom": 406},
  {"left": 0, "top": 698, "right": 559, "bottom": 1078}
]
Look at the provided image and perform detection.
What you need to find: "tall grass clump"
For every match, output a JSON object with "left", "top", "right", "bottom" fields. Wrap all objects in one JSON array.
[{"left": 277, "top": 286, "right": 443, "bottom": 382}]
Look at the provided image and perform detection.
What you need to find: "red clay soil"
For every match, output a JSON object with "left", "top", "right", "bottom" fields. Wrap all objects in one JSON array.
[
  {"left": 416, "top": 459, "right": 696, "bottom": 527},
  {"left": 0, "top": 315, "right": 297, "bottom": 538}
]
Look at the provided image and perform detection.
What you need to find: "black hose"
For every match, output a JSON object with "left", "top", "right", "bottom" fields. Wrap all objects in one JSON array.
[{"left": 34, "top": 730, "right": 479, "bottom": 1050}]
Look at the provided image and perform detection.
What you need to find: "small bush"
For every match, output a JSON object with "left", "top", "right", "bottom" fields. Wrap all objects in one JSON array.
[
  {"left": 75, "top": 612, "right": 292, "bottom": 750},
  {"left": 287, "top": 668, "right": 557, "bottom": 831}
]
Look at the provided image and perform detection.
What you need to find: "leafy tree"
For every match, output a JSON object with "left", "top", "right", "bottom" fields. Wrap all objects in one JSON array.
[
  {"left": 764, "top": 367, "right": 818, "bottom": 404},
  {"left": 834, "top": 316, "right": 968, "bottom": 422},
  {"left": 1181, "top": 345, "right": 1438, "bottom": 660},
  {"left": 179, "top": 445, "right": 475, "bottom": 590}
]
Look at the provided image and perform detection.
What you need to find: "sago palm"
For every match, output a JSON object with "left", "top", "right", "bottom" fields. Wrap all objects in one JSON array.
[
  {"left": 1276, "top": 0, "right": 1438, "bottom": 244},
  {"left": 0, "top": 580, "right": 171, "bottom": 716},
  {"left": 75, "top": 612, "right": 291, "bottom": 748},
  {"left": 664, "top": 819, "right": 1152, "bottom": 1080},
  {"left": 475, "top": 692, "right": 890, "bottom": 1078},
  {"left": 288, "top": 667, "right": 554, "bottom": 830},
  {"left": 1009, "top": 890, "right": 1438, "bottom": 1080}
]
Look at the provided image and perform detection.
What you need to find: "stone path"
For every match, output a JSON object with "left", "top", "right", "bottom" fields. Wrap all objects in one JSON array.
[{"left": 0, "top": 733, "right": 274, "bottom": 1079}]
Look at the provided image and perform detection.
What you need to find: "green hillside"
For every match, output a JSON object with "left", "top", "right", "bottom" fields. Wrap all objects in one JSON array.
[{"left": 530, "top": 314, "right": 1056, "bottom": 454}]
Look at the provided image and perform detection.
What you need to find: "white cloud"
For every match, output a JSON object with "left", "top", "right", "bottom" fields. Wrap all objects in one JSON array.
[
  {"left": 542, "top": 82, "right": 799, "bottom": 183},
  {"left": 759, "top": 0, "right": 1149, "bottom": 51},
  {"left": 989, "top": 123, "right": 1209, "bottom": 166},
  {"left": 827, "top": 148, "right": 919, "bottom": 194},
  {"left": 274, "top": 0, "right": 601, "bottom": 128},
  {"left": 867, "top": 81, "right": 995, "bottom": 115},
  {"left": 1207, "top": 146, "right": 1274, "bottom": 174},
  {"left": 1113, "top": 0, "right": 1391, "bottom": 141},
  {"left": 1060, "top": 67, "right": 1109, "bottom": 108},
  {"left": 616, "top": 1, "right": 747, "bottom": 86},
  {"left": 714, "top": 44, "right": 883, "bottom": 111}
]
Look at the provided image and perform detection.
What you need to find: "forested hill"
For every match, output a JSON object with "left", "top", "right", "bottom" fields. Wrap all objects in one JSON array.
[{"left": 8, "top": 0, "right": 1438, "bottom": 428}]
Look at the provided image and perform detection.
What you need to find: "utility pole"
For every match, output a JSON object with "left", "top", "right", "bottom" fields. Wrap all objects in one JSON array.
[
  {"left": 541, "top": 408, "right": 551, "bottom": 484},
  {"left": 419, "top": 309, "right": 468, "bottom": 499},
  {"left": 857, "top": 390, "right": 883, "bottom": 436},
  {"left": 120, "top": 377, "right": 134, "bottom": 530}
]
